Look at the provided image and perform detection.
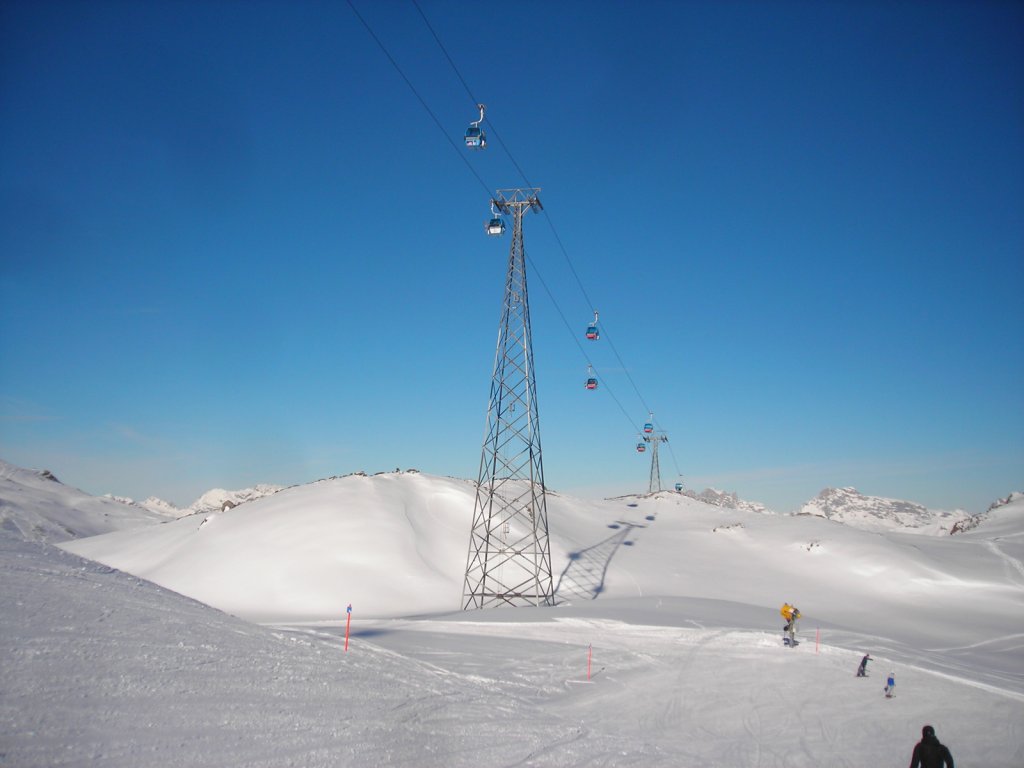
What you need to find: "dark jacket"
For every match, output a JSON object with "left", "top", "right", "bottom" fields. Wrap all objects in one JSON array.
[{"left": 910, "top": 734, "right": 954, "bottom": 768}]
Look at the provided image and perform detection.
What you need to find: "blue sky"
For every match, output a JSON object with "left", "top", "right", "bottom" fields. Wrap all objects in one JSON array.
[{"left": 1, "top": 0, "right": 1021, "bottom": 512}]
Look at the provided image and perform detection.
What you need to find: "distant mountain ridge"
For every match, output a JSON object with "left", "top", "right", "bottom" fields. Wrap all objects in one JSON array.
[
  {"left": 0, "top": 459, "right": 171, "bottom": 543},
  {"left": 3, "top": 458, "right": 1017, "bottom": 541},
  {"left": 112, "top": 485, "right": 286, "bottom": 518},
  {"left": 797, "top": 486, "right": 971, "bottom": 535},
  {"left": 682, "top": 487, "right": 773, "bottom": 515}
]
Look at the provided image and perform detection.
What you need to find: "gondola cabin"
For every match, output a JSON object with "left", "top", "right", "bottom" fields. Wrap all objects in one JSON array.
[
  {"left": 585, "top": 377, "right": 598, "bottom": 390},
  {"left": 643, "top": 422, "right": 654, "bottom": 433},
  {"left": 675, "top": 482, "right": 683, "bottom": 492},
  {"left": 465, "top": 125, "right": 486, "bottom": 149},
  {"left": 636, "top": 442, "right": 647, "bottom": 453},
  {"left": 585, "top": 324, "right": 599, "bottom": 340},
  {"left": 486, "top": 217, "right": 505, "bottom": 236}
]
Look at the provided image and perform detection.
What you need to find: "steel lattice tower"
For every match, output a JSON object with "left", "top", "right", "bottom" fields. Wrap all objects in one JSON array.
[
  {"left": 643, "top": 431, "right": 669, "bottom": 494},
  {"left": 463, "top": 188, "right": 554, "bottom": 610}
]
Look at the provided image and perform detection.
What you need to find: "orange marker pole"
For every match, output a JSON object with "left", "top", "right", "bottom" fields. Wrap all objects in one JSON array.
[{"left": 345, "top": 604, "right": 352, "bottom": 651}]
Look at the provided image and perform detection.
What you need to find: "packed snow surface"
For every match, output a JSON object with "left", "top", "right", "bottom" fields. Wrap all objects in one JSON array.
[{"left": 3, "top": 467, "right": 1023, "bottom": 766}]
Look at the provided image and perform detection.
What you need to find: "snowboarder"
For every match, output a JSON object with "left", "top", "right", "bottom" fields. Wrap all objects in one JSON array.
[
  {"left": 885, "top": 671, "right": 895, "bottom": 698},
  {"left": 909, "top": 724, "right": 954, "bottom": 768},
  {"left": 857, "top": 653, "right": 872, "bottom": 677},
  {"left": 780, "top": 603, "right": 801, "bottom": 647}
]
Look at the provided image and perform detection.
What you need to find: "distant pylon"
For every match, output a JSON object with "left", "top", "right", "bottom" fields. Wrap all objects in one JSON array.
[
  {"left": 643, "top": 431, "right": 669, "bottom": 494},
  {"left": 463, "top": 188, "right": 554, "bottom": 610}
]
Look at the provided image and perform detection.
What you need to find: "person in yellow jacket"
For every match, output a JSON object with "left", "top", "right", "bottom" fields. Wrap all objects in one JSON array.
[{"left": 780, "top": 603, "right": 801, "bottom": 647}]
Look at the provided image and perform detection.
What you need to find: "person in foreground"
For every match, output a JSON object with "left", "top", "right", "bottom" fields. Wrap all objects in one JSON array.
[{"left": 910, "top": 724, "right": 954, "bottom": 768}]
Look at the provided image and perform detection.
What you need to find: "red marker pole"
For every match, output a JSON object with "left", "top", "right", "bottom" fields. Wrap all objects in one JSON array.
[
  {"left": 345, "top": 604, "right": 352, "bottom": 651},
  {"left": 587, "top": 644, "right": 592, "bottom": 681}
]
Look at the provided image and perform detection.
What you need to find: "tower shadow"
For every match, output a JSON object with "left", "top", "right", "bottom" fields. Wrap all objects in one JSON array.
[{"left": 553, "top": 521, "right": 643, "bottom": 601}]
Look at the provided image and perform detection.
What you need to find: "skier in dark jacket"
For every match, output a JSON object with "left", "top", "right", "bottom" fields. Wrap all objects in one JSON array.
[
  {"left": 910, "top": 724, "right": 954, "bottom": 768},
  {"left": 857, "top": 653, "right": 872, "bottom": 677}
]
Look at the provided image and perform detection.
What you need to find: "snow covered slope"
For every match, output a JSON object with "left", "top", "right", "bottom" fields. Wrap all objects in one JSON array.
[
  {"left": 61, "top": 473, "right": 1024, "bottom": 691},
  {"left": 952, "top": 492, "right": 1024, "bottom": 536},
  {"left": 797, "top": 486, "right": 970, "bottom": 534},
  {"left": 0, "top": 459, "right": 171, "bottom": 543},
  {"left": 4, "top": 472, "right": 1023, "bottom": 767},
  {"left": 62, "top": 472, "right": 473, "bottom": 622}
]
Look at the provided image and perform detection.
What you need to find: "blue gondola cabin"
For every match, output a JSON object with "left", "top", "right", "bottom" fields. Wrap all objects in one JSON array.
[
  {"left": 486, "top": 217, "right": 505, "bottom": 236},
  {"left": 465, "top": 126, "right": 486, "bottom": 149}
]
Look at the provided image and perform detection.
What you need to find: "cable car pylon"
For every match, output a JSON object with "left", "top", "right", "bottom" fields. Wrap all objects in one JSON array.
[
  {"left": 463, "top": 188, "right": 553, "bottom": 610},
  {"left": 639, "top": 416, "right": 668, "bottom": 494}
]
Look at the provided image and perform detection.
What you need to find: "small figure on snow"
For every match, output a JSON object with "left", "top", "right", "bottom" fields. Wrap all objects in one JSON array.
[
  {"left": 857, "top": 653, "right": 872, "bottom": 677},
  {"left": 885, "top": 671, "right": 895, "bottom": 698},
  {"left": 909, "top": 724, "right": 954, "bottom": 768},
  {"left": 780, "top": 602, "right": 801, "bottom": 647}
]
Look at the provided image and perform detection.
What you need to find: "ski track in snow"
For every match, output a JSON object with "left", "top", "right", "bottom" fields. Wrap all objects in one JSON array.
[
  {"left": 985, "top": 539, "right": 1024, "bottom": 584},
  {"left": 285, "top": 617, "right": 1024, "bottom": 767}
]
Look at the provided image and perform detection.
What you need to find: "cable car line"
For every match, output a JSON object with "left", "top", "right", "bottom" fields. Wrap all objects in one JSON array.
[
  {"left": 408, "top": 3, "right": 661, "bottom": 425},
  {"left": 345, "top": 0, "right": 491, "bottom": 197},
  {"left": 411, "top": 0, "right": 535, "bottom": 187},
  {"left": 352, "top": 1, "right": 677, "bottom": 468},
  {"left": 524, "top": 257, "right": 641, "bottom": 432}
]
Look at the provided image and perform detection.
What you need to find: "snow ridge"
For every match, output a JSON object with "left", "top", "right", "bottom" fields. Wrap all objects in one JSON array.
[
  {"left": 797, "top": 486, "right": 970, "bottom": 535},
  {"left": 0, "top": 459, "right": 170, "bottom": 543},
  {"left": 682, "top": 487, "right": 773, "bottom": 514},
  {"left": 951, "top": 492, "right": 1024, "bottom": 536},
  {"left": 184, "top": 484, "right": 285, "bottom": 516}
]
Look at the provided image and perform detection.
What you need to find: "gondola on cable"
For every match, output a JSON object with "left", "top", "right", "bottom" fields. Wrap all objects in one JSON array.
[
  {"left": 485, "top": 202, "right": 505, "bottom": 236},
  {"left": 585, "top": 310, "right": 599, "bottom": 340},
  {"left": 636, "top": 439, "right": 647, "bottom": 453},
  {"left": 465, "top": 103, "right": 486, "bottom": 149},
  {"left": 643, "top": 414, "right": 654, "bottom": 434},
  {"left": 584, "top": 364, "right": 598, "bottom": 390},
  {"left": 675, "top": 481, "right": 684, "bottom": 492}
]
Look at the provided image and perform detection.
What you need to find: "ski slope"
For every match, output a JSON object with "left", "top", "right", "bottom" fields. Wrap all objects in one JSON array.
[{"left": 3, "top": 468, "right": 1023, "bottom": 766}]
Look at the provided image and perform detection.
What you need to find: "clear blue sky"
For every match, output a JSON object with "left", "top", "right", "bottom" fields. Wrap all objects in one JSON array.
[{"left": 2, "top": 0, "right": 1021, "bottom": 512}]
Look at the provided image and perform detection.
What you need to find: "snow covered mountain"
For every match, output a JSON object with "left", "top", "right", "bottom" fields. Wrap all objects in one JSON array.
[
  {"left": 184, "top": 483, "right": 285, "bottom": 515},
  {"left": 0, "top": 459, "right": 172, "bottom": 543},
  {"left": 682, "top": 486, "right": 773, "bottom": 514},
  {"left": 4, "top": 463, "right": 1023, "bottom": 766},
  {"left": 108, "top": 484, "right": 286, "bottom": 518},
  {"left": 951, "top": 491, "right": 1024, "bottom": 535},
  {"left": 796, "top": 486, "right": 971, "bottom": 534}
]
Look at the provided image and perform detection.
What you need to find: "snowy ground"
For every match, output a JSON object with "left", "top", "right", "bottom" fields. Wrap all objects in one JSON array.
[{"left": 2, "top": 467, "right": 1023, "bottom": 766}]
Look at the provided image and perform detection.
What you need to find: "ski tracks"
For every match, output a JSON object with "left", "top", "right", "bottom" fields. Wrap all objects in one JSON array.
[{"left": 985, "top": 540, "right": 1024, "bottom": 586}]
